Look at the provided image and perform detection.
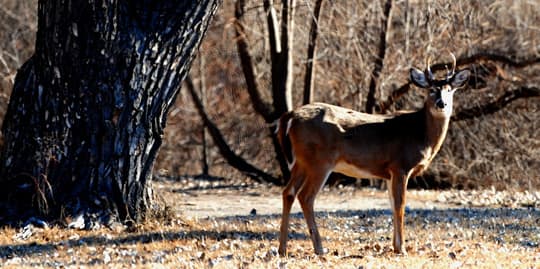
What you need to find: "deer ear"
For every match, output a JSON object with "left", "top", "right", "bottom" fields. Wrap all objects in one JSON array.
[
  {"left": 450, "top": 69, "right": 470, "bottom": 89},
  {"left": 410, "top": 68, "right": 430, "bottom": 88}
]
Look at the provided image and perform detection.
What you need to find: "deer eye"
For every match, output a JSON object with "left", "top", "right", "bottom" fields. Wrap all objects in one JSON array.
[{"left": 429, "top": 88, "right": 437, "bottom": 95}]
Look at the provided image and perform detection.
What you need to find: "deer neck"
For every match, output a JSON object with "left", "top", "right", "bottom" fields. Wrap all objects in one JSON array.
[{"left": 423, "top": 105, "right": 451, "bottom": 153}]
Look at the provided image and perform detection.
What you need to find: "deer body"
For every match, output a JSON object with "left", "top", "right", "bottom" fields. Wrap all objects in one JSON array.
[
  {"left": 276, "top": 58, "right": 469, "bottom": 256},
  {"left": 288, "top": 103, "right": 450, "bottom": 180}
]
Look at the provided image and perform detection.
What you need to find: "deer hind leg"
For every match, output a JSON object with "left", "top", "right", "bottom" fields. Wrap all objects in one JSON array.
[
  {"left": 279, "top": 164, "right": 306, "bottom": 256},
  {"left": 297, "top": 166, "right": 332, "bottom": 255},
  {"left": 388, "top": 171, "right": 410, "bottom": 254}
]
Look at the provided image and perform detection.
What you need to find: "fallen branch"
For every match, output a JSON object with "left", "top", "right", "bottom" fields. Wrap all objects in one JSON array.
[
  {"left": 185, "top": 76, "right": 280, "bottom": 184},
  {"left": 452, "top": 86, "right": 540, "bottom": 122}
]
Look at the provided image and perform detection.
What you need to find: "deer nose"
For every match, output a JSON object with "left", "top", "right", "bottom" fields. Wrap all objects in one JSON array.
[{"left": 436, "top": 100, "right": 446, "bottom": 109}]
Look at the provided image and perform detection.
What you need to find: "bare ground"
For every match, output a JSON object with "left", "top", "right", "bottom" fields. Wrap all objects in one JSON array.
[
  {"left": 1, "top": 177, "right": 539, "bottom": 268},
  {"left": 163, "top": 177, "right": 449, "bottom": 219}
]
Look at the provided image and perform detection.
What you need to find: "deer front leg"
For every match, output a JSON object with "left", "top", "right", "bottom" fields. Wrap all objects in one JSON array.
[
  {"left": 297, "top": 169, "right": 331, "bottom": 255},
  {"left": 389, "top": 172, "right": 409, "bottom": 254},
  {"left": 279, "top": 165, "right": 306, "bottom": 256}
]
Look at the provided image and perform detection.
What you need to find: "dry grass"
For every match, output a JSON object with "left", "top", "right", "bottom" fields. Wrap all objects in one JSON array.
[
  {"left": 1, "top": 178, "right": 539, "bottom": 268},
  {"left": 0, "top": 205, "right": 538, "bottom": 268}
]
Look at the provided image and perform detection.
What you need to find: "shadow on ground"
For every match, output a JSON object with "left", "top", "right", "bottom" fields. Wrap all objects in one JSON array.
[{"left": 0, "top": 207, "right": 538, "bottom": 263}]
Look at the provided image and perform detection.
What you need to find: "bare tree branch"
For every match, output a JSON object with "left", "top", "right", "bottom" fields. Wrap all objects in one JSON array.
[
  {"left": 365, "top": 0, "right": 393, "bottom": 114},
  {"left": 234, "top": 0, "right": 273, "bottom": 122},
  {"left": 452, "top": 86, "right": 540, "bottom": 122},
  {"left": 378, "top": 83, "right": 411, "bottom": 113},
  {"left": 303, "top": 0, "right": 324, "bottom": 105},
  {"left": 198, "top": 53, "right": 209, "bottom": 175},
  {"left": 379, "top": 52, "right": 540, "bottom": 113},
  {"left": 185, "top": 76, "right": 280, "bottom": 184},
  {"left": 432, "top": 53, "right": 540, "bottom": 71}
]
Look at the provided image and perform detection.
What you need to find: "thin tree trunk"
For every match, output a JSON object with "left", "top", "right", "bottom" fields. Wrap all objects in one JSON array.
[
  {"left": 235, "top": 0, "right": 297, "bottom": 184},
  {"left": 303, "top": 0, "right": 324, "bottom": 105},
  {"left": 265, "top": 0, "right": 296, "bottom": 115},
  {"left": 0, "top": 0, "right": 221, "bottom": 224},
  {"left": 234, "top": 0, "right": 273, "bottom": 122},
  {"left": 198, "top": 54, "right": 209, "bottom": 175},
  {"left": 365, "top": 0, "right": 393, "bottom": 114}
]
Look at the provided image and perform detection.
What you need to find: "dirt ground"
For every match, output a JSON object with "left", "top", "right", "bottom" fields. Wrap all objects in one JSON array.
[
  {"left": 156, "top": 176, "right": 540, "bottom": 219},
  {"left": 157, "top": 177, "right": 449, "bottom": 219}
]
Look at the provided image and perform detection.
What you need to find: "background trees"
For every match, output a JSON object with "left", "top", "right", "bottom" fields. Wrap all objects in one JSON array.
[
  {"left": 178, "top": 0, "right": 539, "bottom": 189},
  {"left": 1, "top": 0, "right": 539, "bottom": 201}
]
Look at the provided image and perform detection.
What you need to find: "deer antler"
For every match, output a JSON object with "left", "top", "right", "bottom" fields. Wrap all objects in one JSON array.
[
  {"left": 446, "top": 52, "right": 457, "bottom": 80},
  {"left": 426, "top": 56, "right": 435, "bottom": 82}
]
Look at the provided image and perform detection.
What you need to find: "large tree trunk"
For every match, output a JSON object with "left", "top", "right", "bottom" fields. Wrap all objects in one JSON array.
[{"left": 0, "top": 0, "right": 220, "bottom": 225}]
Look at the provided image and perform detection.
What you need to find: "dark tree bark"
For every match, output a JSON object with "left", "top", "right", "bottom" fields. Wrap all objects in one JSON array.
[
  {"left": 0, "top": 0, "right": 220, "bottom": 224},
  {"left": 302, "top": 0, "right": 324, "bottom": 105}
]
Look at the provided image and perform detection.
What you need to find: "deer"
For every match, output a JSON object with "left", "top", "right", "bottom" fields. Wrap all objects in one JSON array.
[{"left": 275, "top": 54, "right": 470, "bottom": 256}]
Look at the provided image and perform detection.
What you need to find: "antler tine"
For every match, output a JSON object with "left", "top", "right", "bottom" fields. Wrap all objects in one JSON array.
[
  {"left": 426, "top": 56, "right": 434, "bottom": 81},
  {"left": 450, "top": 52, "right": 456, "bottom": 76}
]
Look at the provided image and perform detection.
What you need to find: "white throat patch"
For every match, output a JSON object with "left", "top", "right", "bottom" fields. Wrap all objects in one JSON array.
[{"left": 440, "top": 88, "right": 455, "bottom": 117}]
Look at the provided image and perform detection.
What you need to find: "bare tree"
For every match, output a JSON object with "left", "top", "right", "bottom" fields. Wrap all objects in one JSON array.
[{"left": 234, "top": 0, "right": 298, "bottom": 183}]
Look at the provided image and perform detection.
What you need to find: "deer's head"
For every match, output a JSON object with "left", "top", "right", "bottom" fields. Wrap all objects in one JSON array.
[{"left": 410, "top": 53, "right": 470, "bottom": 117}]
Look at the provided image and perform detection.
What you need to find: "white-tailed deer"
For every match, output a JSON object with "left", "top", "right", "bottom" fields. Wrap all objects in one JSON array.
[{"left": 276, "top": 54, "right": 469, "bottom": 256}]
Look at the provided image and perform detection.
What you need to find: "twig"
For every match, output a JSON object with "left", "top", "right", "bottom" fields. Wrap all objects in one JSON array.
[{"left": 452, "top": 86, "right": 540, "bottom": 122}]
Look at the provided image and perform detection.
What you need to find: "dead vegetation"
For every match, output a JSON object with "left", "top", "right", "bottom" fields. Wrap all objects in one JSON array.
[
  {"left": 0, "top": 178, "right": 538, "bottom": 268},
  {"left": 1, "top": 1, "right": 539, "bottom": 189},
  {"left": 161, "top": 0, "right": 540, "bottom": 189},
  {"left": 2, "top": 214, "right": 538, "bottom": 268}
]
